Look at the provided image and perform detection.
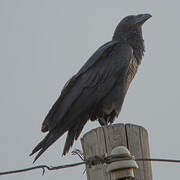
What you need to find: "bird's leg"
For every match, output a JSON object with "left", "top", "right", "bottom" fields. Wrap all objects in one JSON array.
[
  {"left": 108, "top": 111, "right": 116, "bottom": 124},
  {"left": 98, "top": 117, "right": 108, "bottom": 126}
]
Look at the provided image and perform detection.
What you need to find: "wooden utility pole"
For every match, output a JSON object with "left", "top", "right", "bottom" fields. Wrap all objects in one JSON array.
[{"left": 81, "top": 123, "right": 152, "bottom": 180}]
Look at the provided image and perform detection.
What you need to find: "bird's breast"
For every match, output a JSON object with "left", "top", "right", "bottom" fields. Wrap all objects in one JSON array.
[{"left": 126, "top": 56, "right": 139, "bottom": 93}]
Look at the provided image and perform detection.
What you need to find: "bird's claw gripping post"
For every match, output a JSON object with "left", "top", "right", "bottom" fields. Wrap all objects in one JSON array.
[{"left": 98, "top": 118, "right": 108, "bottom": 126}]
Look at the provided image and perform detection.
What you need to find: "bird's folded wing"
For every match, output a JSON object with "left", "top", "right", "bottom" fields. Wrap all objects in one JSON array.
[{"left": 42, "top": 41, "right": 133, "bottom": 132}]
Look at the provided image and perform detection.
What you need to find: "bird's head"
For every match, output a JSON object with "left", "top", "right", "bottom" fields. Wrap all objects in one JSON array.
[{"left": 113, "top": 14, "right": 152, "bottom": 41}]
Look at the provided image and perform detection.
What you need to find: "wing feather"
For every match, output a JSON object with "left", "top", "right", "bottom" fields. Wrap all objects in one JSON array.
[{"left": 42, "top": 41, "right": 120, "bottom": 132}]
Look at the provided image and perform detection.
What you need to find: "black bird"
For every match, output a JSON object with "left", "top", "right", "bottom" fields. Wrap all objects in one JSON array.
[{"left": 30, "top": 14, "right": 151, "bottom": 162}]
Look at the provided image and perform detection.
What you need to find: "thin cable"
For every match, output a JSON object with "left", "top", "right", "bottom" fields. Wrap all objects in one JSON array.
[
  {"left": 1, "top": 154, "right": 180, "bottom": 176},
  {"left": 0, "top": 162, "right": 85, "bottom": 176},
  {"left": 136, "top": 158, "right": 180, "bottom": 163}
]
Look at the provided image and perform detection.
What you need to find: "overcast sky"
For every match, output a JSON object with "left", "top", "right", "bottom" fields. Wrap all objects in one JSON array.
[{"left": 0, "top": 0, "right": 180, "bottom": 179}]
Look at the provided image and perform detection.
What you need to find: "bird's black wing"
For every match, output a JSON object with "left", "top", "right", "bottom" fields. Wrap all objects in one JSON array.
[
  {"left": 30, "top": 41, "right": 133, "bottom": 162},
  {"left": 42, "top": 41, "right": 119, "bottom": 132}
]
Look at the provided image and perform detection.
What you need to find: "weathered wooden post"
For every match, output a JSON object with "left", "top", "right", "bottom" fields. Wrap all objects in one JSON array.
[{"left": 81, "top": 123, "right": 152, "bottom": 180}]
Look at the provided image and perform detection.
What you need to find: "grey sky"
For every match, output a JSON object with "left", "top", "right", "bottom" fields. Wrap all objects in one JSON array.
[{"left": 0, "top": 0, "right": 179, "bottom": 179}]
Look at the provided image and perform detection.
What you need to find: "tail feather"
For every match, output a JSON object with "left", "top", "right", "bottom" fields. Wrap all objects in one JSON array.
[
  {"left": 75, "top": 115, "right": 89, "bottom": 140},
  {"left": 30, "top": 130, "right": 64, "bottom": 163},
  {"left": 30, "top": 134, "right": 50, "bottom": 156},
  {"left": 62, "top": 114, "right": 89, "bottom": 156},
  {"left": 62, "top": 127, "right": 77, "bottom": 156},
  {"left": 31, "top": 112, "right": 89, "bottom": 162}
]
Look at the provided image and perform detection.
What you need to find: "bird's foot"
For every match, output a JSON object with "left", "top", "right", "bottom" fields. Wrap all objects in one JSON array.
[{"left": 98, "top": 118, "right": 108, "bottom": 126}]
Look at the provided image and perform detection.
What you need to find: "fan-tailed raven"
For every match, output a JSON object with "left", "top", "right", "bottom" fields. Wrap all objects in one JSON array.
[{"left": 30, "top": 14, "right": 151, "bottom": 162}]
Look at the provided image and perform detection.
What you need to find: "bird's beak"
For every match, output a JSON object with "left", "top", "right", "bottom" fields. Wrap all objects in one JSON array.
[{"left": 135, "top": 14, "right": 152, "bottom": 24}]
